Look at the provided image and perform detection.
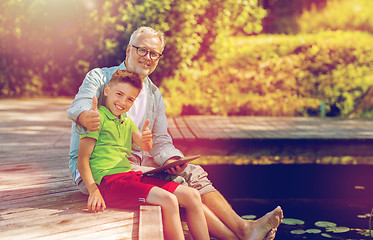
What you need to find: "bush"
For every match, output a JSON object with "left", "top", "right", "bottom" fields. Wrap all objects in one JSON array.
[
  {"left": 160, "top": 31, "right": 373, "bottom": 117},
  {"left": 260, "top": 0, "right": 327, "bottom": 34},
  {"left": 124, "top": 0, "right": 266, "bottom": 84},
  {"left": 0, "top": 0, "right": 266, "bottom": 97},
  {"left": 298, "top": 0, "right": 373, "bottom": 34}
]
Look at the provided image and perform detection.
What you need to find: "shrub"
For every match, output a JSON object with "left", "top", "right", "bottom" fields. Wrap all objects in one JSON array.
[
  {"left": 0, "top": 0, "right": 266, "bottom": 97},
  {"left": 160, "top": 31, "right": 373, "bottom": 117},
  {"left": 298, "top": 0, "right": 373, "bottom": 34}
]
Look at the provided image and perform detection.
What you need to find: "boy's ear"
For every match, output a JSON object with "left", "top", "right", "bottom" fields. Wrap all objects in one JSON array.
[{"left": 104, "top": 85, "right": 109, "bottom": 96}]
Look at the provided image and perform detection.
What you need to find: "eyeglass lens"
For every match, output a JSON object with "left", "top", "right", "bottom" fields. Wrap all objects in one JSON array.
[{"left": 135, "top": 46, "right": 161, "bottom": 60}]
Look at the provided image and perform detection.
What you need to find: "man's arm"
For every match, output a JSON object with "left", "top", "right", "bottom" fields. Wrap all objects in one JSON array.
[
  {"left": 147, "top": 89, "right": 184, "bottom": 170},
  {"left": 77, "top": 137, "right": 106, "bottom": 212},
  {"left": 67, "top": 68, "right": 105, "bottom": 133},
  {"left": 77, "top": 96, "right": 100, "bottom": 131}
]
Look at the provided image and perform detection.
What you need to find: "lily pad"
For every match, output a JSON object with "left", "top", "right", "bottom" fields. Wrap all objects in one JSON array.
[
  {"left": 315, "top": 221, "right": 337, "bottom": 228},
  {"left": 282, "top": 218, "right": 305, "bottom": 225},
  {"left": 291, "top": 229, "right": 306, "bottom": 235},
  {"left": 356, "top": 229, "right": 373, "bottom": 237},
  {"left": 357, "top": 213, "right": 372, "bottom": 219},
  {"left": 326, "top": 226, "right": 350, "bottom": 233},
  {"left": 321, "top": 233, "right": 333, "bottom": 238},
  {"left": 241, "top": 215, "right": 256, "bottom": 220},
  {"left": 306, "top": 229, "right": 322, "bottom": 234}
]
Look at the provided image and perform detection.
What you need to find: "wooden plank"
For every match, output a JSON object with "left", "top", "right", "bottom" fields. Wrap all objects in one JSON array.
[
  {"left": 173, "top": 117, "right": 196, "bottom": 140},
  {"left": 2, "top": 182, "right": 139, "bottom": 239},
  {"left": 139, "top": 205, "right": 164, "bottom": 240},
  {"left": 183, "top": 116, "right": 214, "bottom": 139},
  {"left": 2, "top": 210, "right": 138, "bottom": 240},
  {"left": 200, "top": 116, "right": 231, "bottom": 139},
  {"left": 167, "top": 117, "right": 184, "bottom": 140}
]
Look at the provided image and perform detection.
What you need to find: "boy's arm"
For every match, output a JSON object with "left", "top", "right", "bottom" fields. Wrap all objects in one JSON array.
[
  {"left": 133, "top": 120, "right": 152, "bottom": 152},
  {"left": 77, "top": 137, "right": 106, "bottom": 212}
]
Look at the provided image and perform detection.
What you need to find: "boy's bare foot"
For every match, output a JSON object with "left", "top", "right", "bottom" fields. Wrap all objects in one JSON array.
[{"left": 240, "top": 206, "right": 283, "bottom": 240}]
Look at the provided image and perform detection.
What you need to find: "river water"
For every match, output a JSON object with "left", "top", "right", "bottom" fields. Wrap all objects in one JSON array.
[{"left": 200, "top": 163, "right": 373, "bottom": 240}]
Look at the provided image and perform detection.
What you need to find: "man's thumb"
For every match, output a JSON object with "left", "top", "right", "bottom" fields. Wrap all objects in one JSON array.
[
  {"left": 91, "top": 96, "right": 98, "bottom": 111},
  {"left": 142, "top": 119, "right": 150, "bottom": 132}
]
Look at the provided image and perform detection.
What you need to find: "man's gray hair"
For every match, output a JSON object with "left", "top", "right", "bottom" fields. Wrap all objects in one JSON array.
[{"left": 129, "top": 26, "right": 165, "bottom": 51}]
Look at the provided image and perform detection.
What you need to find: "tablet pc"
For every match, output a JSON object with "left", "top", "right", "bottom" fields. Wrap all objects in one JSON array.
[{"left": 143, "top": 155, "right": 200, "bottom": 175}]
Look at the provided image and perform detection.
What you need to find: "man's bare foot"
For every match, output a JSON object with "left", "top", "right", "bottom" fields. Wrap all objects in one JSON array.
[
  {"left": 239, "top": 206, "right": 283, "bottom": 240},
  {"left": 263, "top": 228, "right": 277, "bottom": 240}
]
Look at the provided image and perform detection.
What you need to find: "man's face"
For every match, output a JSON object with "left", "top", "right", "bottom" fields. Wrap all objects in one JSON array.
[
  {"left": 125, "top": 33, "right": 163, "bottom": 80},
  {"left": 104, "top": 82, "right": 140, "bottom": 117}
]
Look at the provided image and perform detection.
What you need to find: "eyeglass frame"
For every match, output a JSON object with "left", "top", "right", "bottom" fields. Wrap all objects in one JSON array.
[{"left": 131, "top": 45, "right": 163, "bottom": 60}]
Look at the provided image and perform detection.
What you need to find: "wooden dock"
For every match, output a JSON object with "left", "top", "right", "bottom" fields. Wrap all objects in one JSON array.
[
  {"left": 1, "top": 98, "right": 373, "bottom": 239},
  {"left": 0, "top": 98, "right": 163, "bottom": 240},
  {"left": 168, "top": 116, "right": 373, "bottom": 157}
]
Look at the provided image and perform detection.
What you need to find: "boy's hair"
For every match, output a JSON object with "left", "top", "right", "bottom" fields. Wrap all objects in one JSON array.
[
  {"left": 129, "top": 26, "right": 165, "bottom": 51},
  {"left": 109, "top": 70, "right": 142, "bottom": 90}
]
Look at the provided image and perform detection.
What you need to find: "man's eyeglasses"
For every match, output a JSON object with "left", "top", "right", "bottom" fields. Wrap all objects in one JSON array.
[{"left": 131, "top": 45, "right": 162, "bottom": 60}]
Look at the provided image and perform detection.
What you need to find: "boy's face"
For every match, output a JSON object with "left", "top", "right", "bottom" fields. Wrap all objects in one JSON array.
[
  {"left": 125, "top": 33, "right": 163, "bottom": 80},
  {"left": 104, "top": 82, "right": 140, "bottom": 117}
]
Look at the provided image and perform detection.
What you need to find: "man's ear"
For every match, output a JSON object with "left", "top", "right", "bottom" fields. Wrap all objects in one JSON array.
[{"left": 126, "top": 45, "right": 131, "bottom": 56}]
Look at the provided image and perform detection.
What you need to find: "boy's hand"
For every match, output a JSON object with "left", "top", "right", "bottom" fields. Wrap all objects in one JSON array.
[
  {"left": 88, "top": 188, "right": 106, "bottom": 213},
  {"left": 78, "top": 96, "right": 100, "bottom": 132},
  {"left": 142, "top": 120, "right": 152, "bottom": 151}
]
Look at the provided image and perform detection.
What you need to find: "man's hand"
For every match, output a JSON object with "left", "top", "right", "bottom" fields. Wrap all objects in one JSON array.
[
  {"left": 88, "top": 188, "right": 106, "bottom": 213},
  {"left": 77, "top": 96, "right": 100, "bottom": 132},
  {"left": 164, "top": 158, "right": 187, "bottom": 175},
  {"left": 142, "top": 120, "right": 152, "bottom": 151}
]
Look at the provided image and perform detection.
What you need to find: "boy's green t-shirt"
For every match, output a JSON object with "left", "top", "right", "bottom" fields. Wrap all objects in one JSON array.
[{"left": 80, "top": 106, "right": 139, "bottom": 184}]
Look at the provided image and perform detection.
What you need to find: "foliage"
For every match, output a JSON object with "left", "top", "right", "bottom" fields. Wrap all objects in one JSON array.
[
  {"left": 0, "top": 0, "right": 265, "bottom": 97},
  {"left": 298, "top": 0, "right": 373, "bottom": 34},
  {"left": 160, "top": 31, "right": 373, "bottom": 117},
  {"left": 260, "top": 0, "right": 327, "bottom": 34},
  {"left": 124, "top": 0, "right": 266, "bottom": 85},
  {"left": 261, "top": 0, "right": 373, "bottom": 35},
  {"left": 0, "top": 0, "right": 92, "bottom": 96}
]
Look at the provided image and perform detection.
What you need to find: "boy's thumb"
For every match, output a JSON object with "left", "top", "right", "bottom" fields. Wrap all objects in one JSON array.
[
  {"left": 91, "top": 96, "right": 98, "bottom": 111},
  {"left": 142, "top": 119, "right": 150, "bottom": 132}
]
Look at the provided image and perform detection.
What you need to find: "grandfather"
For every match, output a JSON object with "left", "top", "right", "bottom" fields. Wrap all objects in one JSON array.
[{"left": 67, "top": 26, "right": 282, "bottom": 240}]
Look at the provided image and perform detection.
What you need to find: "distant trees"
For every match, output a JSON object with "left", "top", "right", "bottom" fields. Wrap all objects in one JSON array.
[{"left": 0, "top": 0, "right": 265, "bottom": 97}]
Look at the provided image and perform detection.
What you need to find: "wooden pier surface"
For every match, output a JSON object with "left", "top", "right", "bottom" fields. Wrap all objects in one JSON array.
[
  {"left": 1, "top": 97, "right": 373, "bottom": 239},
  {"left": 0, "top": 98, "right": 162, "bottom": 240},
  {"left": 168, "top": 115, "right": 373, "bottom": 157}
]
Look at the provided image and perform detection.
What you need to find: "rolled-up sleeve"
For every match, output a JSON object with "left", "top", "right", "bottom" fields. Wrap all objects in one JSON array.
[
  {"left": 67, "top": 68, "right": 106, "bottom": 134},
  {"left": 150, "top": 90, "right": 184, "bottom": 166}
]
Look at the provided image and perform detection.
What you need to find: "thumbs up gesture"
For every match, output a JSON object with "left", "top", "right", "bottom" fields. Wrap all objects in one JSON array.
[
  {"left": 141, "top": 120, "right": 152, "bottom": 151},
  {"left": 79, "top": 96, "right": 100, "bottom": 132}
]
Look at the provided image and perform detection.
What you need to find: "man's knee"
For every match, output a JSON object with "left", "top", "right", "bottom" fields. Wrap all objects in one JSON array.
[{"left": 182, "top": 164, "right": 216, "bottom": 196}]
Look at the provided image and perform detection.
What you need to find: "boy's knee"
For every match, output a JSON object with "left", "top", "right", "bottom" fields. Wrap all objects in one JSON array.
[
  {"left": 162, "top": 192, "right": 179, "bottom": 208},
  {"left": 191, "top": 188, "right": 202, "bottom": 201},
  {"left": 184, "top": 187, "right": 202, "bottom": 204}
]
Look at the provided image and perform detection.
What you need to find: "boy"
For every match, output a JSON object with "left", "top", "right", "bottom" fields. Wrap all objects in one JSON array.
[{"left": 77, "top": 70, "right": 209, "bottom": 240}]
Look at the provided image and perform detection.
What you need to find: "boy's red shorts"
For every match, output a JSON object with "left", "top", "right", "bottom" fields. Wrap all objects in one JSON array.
[{"left": 97, "top": 171, "right": 180, "bottom": 209}]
